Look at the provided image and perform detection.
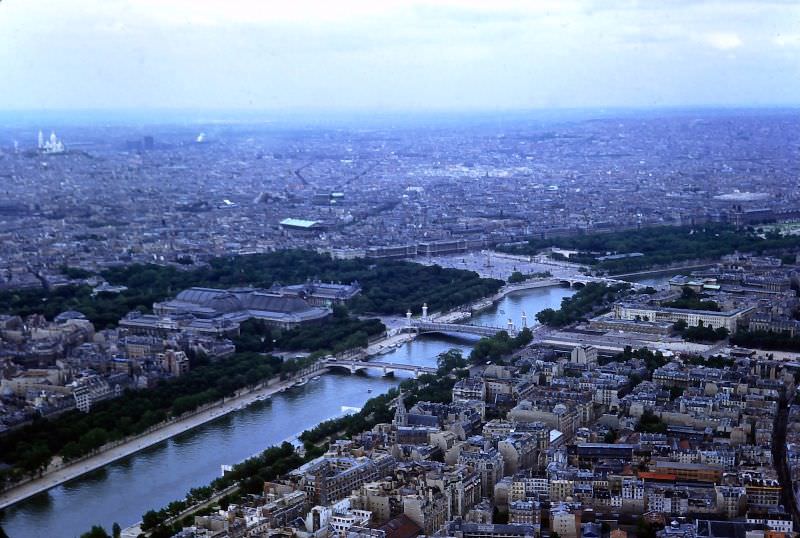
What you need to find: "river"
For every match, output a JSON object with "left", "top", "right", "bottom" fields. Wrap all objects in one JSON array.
[{"left": 0, "top": 284, "right": 586, "bottom": 537}]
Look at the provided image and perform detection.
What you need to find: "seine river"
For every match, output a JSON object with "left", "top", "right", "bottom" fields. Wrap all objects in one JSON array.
[{"left": 0, "top": 285, "right": 578, "bottom": 537}]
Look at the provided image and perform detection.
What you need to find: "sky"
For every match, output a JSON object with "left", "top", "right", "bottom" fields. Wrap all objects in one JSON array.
[{"left": 1, "top": 0, "right": 799, "bottom": 111}]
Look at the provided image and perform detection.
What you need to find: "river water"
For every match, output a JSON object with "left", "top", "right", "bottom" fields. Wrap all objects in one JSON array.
[{"left": 0, "top": 285, "right": 579, "bottom": 537}]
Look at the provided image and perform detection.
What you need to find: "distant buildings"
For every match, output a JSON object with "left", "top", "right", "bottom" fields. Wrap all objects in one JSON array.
[
  {"left": 613, "top": 303, "right": 753, "bottom": 333},
  {"left": 37, "top": 130, "right": 65, "bottom": 154}
]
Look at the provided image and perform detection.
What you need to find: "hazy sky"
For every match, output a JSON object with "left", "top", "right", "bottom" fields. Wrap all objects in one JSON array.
[{"left": 1, "top": 0, "right": 799, "bottom": 111}]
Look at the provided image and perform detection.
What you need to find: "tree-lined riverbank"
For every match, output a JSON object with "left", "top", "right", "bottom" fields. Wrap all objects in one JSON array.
[{"left": 0, "top": 284, "right": 578, "bottom": 538}]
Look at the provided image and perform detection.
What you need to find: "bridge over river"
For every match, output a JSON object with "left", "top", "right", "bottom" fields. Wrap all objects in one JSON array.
[
  {"left": 323, "top": 358, "right": 436, "bottom": 377},
  {"left": 409, "top": 320, "right": 517, "bottom": 338}
]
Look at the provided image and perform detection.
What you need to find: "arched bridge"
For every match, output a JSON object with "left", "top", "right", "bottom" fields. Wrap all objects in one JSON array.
[
  {"left": 557, "top": 276, "right": 642, "bottom": 289},
  {"left": 323, "top": 359, "right": 436, "bottom": 377},
  {"left": 410, "top": 320, "right": 515, "bottom": 338}
]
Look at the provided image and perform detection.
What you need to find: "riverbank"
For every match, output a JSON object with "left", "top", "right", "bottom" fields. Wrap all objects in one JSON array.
[
  {"left": 2, "top": 280, "right": 580, "bottom": 537},
  {"left": 0, "top": 281, "right": 563, "bottom": 515},
  {"left": 0, "top": 366, "right": 322, "bottom": 511},
  {"left": 0, "top": 323, "right": 438, "bottom": 511}
]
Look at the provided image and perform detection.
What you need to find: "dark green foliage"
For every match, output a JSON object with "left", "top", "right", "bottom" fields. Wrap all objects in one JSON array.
[
  {"left": 299, "top": 388, "right": 399, "bottom": 446},
  {"left": 662, "top": 287, "right": 720, "bottom": 311},
  {"left": 636, "top": 519, "right": 664, "bottom": 538},
  {"left": 233, "top": 316, "right": 385, "bottom": 355},
  {"left": 684, "top": 354, "right": 735, "bottom": 369},
  {"left": 508, "top": 271, "right": 526, "bottom": 284},
  {"left": 138, "top": 442, "right": 304, "bottom": 531},
  {"left": 141, "top": 510, "right": 162, "bottom": 531},
  {"left": 730, "top": 329, "right": 800, "bottom": 352},
  {"left": 300, "top": 349, "right": 465, "bottom": 446},
  {"left": 80, "top": 525, "right": 110, "bottom": 538},
  {"left": 0, "top": 353, "right": 289, "bottom": 480},
  {"left": 112, "top": 522, "right": 121, "bottom": 538},
  {"left": 0, "top": 250, "right": 501, "bottom": 327},
  {"left": 602, "top": 346, "right": 668, "bottom": 373},
  {"left": 403, "top": 374, "right": 458, "bottom": 409},
  {"left": 507, "top": 271, "right": 550, "bottom": 284},
  {"left": 275, "top": 318, "right": 384, "bottom": 354},
  {"left": 677, "top": 320, "right": 729, "bottom": 342},
  {"left": 500, "top": 224, "right": 800, "bottom": 274},
  {"left": 0, "top": 284, "right": 128, "bottom": 329},
  {"left": 536, "top": 283, "right": 629, "bottom": 327},
  {"left": 635, "top": 410, "right": 667, "bottom": 434},
  {"left": 469, "top": 328, "right": 533, "bottom": 364},
  {"left": 124, "top": 350, "right": 465, "bottom": 538},
  {"left": 492, "top": 507, "right": 509, "bottom": 524},
  {"left": 59, "top": 265, "right": 94, "bottom": 279},
  {"left": 437, "top": 349, "right": 468, "bottom": 375}
]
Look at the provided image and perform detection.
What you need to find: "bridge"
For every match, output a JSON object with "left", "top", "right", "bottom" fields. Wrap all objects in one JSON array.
[
  {"left": 409, "top": 320, "right": 515, "bottom": 338},
  {"left": 323, "top": 359, "right": 436, "bottom": 377},
  {"left": 555, "top": 276, "right": 639, "bottom": 288}
]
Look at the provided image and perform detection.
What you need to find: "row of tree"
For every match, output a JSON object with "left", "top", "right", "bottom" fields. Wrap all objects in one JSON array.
[
  {"left": 536, "top": 283, "right": 629, "bottom": 327},
  {"left": 233, "top": 306, "right": 386, "bottom": 355},
  {"left": 299, "top": 350, "right": 469, "bottom": 447},
  {"left": 602, "top": 346, "right": 670, "bottom": 373},
  {"left": 1, "top": 250, "right": 503, "bottom": 328},
  {"left": 662, "top": 287, "right": 720, "bottom": 312},
  {"left": 469, "top": 328, "right": 534, "bottom": 364},
  {"left": 501, "top": 224, "right": 800, "bottom": 274},
  {"left": 507, "top": 270, "right": 551, "bottom": 284},
  {"left": 673, "top": 319, "right": 729, "bottom": 342},
  {"left": 138, "top": 442, "right": 312, "bottom": 537},
  {"left": 730, "top": 329, "right": 800, "bottom": 352},
  {"left": 111, "top": 350, "right": 468, "bottom": 538},
  {"left": 0, "top": 352, "right": 310, "bottom": 487}
]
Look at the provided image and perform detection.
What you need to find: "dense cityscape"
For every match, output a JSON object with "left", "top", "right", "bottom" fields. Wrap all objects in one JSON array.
[
  {"left": 2, "top": 111, "right": 800, "bottom": 538},
  {"left": 1, "top": 111, "right": 799, "bottom": 290},
  {"left": 3, "top": 1, "right": 800, "bottom": 538}
]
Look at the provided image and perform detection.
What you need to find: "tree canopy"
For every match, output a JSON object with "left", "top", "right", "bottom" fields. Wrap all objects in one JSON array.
[
  {"left": 500, "top": 224, "right": 800, "bottom": 274},
  {"left": 1, "top": 250, "right": 502, "bottom": 327},
  {"left": 536, "top": 283, "right": 629, "bottom": 327}
]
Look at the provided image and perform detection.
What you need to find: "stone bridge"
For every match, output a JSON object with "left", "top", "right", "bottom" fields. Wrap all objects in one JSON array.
[
  {"left": 323, "top": 359, "right": 436, "bottom": 377},
  {"left": 556, "top": 276, "right": 641, "bottom": 289},
  {"left": 409, "top": 320, "right": 515, "bottom": 338}
]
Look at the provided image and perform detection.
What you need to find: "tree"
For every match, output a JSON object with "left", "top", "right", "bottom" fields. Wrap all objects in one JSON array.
[
  {"left": 508, "top": 271, "right": 527, "bottom": 284},
  {"left": 80, "top": 526, "right": 110, "bottom": 538},
  {"left": 492, "top": 507, "right": 509, "bottom": 524},
  {"left": 437, "top": 349, "right": 467, "bottom": 375},
  {"left": 141, "top": 510, "right": 161, "bottom": 531},
  {"left": 636, "top": 410, "right": 667, "bottom": 434},
  {"left": 18, "top": 441, "right": 52, "bottom": 476},
  {"left": 636, "top": 519, "right": 662, "bottom": 538},
  {"left": 112, "top": 522, "right": 121, "bottom": 538}
]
